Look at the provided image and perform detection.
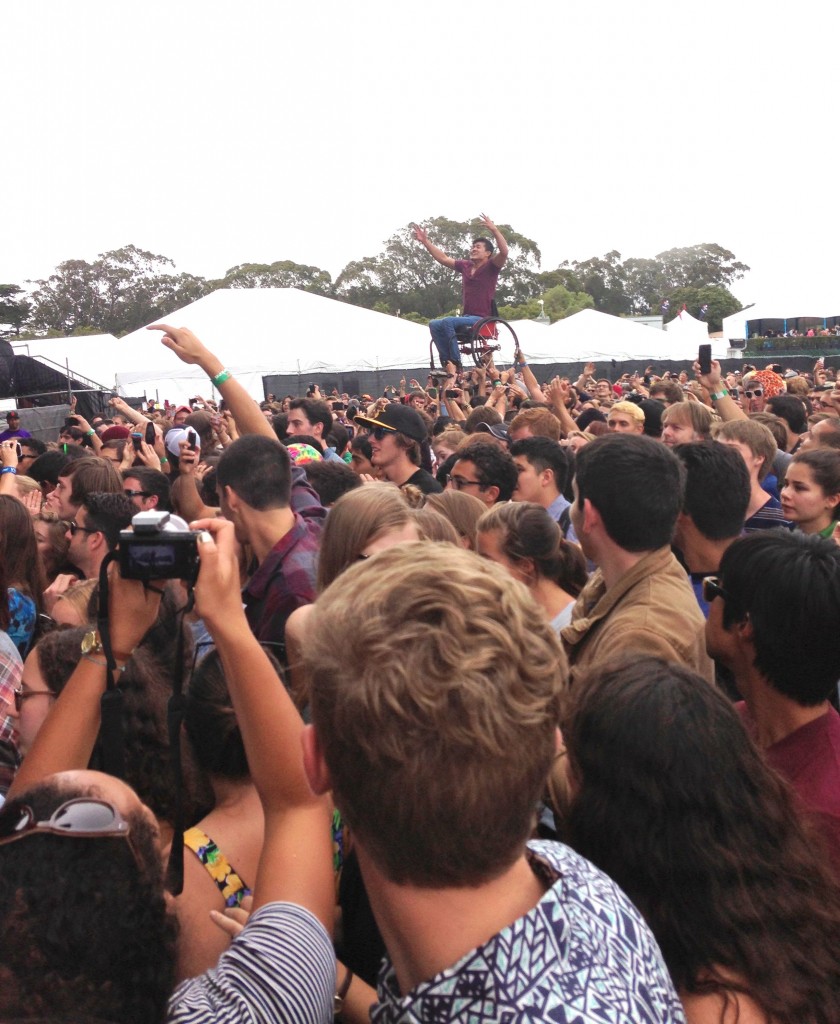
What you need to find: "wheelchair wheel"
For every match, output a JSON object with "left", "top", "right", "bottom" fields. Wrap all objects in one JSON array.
[{"left": 463, "top": 317, "right": 520, "bottom": 367}]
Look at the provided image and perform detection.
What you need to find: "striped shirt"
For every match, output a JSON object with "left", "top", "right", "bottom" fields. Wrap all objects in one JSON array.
[{"left": 167, "top": 901, "right": 335, "bottom": 1024}]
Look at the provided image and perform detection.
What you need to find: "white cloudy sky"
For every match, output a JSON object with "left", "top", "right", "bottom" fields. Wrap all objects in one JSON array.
[{"left": 4, "top": 0, "right": 838, "bottom": 312}]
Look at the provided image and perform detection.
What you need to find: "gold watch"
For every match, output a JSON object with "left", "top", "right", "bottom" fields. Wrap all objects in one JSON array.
[{"left": 81, "top": 630, "right": 104, "bottom": 656}]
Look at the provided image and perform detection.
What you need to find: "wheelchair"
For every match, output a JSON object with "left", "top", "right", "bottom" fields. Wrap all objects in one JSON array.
[{"left": 428, "top": 312, "right": 521, "bottom": 370}]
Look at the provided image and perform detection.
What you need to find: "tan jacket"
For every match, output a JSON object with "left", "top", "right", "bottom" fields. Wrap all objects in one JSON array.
[{"left": 561, "top": 546, "right": 714, "bottom": 686}]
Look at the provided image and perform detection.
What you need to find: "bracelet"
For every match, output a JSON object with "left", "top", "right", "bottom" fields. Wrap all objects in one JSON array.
[
  {"left": 82, "top": 653, "right": 128, "bottom": 673},
  {"left": 334, "top": 968, "right": 354, "bottom": 1017},
  {"left": 160, "top": 456, "right": 169, "bottom": 464},
  {"left": 710, "top": 389, "right": 729, "bottom": 401},
  {"left": 86, "top": 429, "right": 95, "bottom": 437},
  {"left": 0, "top": 467, "right": 16, "bottom": 475},
  {"left": 211, "top": 368, "right": 232, "bottom": 388}
]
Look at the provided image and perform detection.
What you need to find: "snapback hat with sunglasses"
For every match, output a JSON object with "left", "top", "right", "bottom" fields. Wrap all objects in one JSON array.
[{"left": 354, "top": 403, "right": 427, "bottom": 442}]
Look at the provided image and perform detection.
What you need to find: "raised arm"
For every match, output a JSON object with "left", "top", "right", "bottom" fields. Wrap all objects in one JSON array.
[
  {"left": 148, "top": 325, "right": 275, "bottom": 441},
  {"left": 109, "top": 395, "right": 151, "bottom": 428},
  {"left": 8, "top": 570, "right": 163, "bottom": 796},
  {"left": 479, "top": 213, "right": 508, "bottom": 268},
  {"left": 694, "top": 358, "right": 747, "bottom": 422},
  {"left": 412, "top": 224, "right": 457, "bottom": 270},
  {"left": 191, "top": 518, "right": 334, "bottom": 929}
]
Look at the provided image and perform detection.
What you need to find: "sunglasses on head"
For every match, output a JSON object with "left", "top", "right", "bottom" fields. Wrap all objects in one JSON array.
[
  {"left": 701, "top": 575, "right": 728, "bottom": 604},
  {"left": 0, "top": 797, "right": 139, "bottom": 865}
]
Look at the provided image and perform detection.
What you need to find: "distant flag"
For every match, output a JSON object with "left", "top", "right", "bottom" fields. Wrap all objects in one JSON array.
[
  {"left": 698, "top": 304, "right": 709, "bottom": 321},
  {"left": 660, "top": 299, "right": 670, "bottom": 314}
]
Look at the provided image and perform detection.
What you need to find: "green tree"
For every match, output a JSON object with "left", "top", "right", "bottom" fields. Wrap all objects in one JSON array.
[
  {"left": 542, "top": 284, "right": 594, "bottom": 321},
  {"left": 0, "top": 284, "right": 32, "bottom": 338},
  {"left": 26, "top": 246, "right": 214, "bottom": 336},
  {"left": 221, "top": 260, "right": 332, "bottom": 294},
  {"left": 335, "top": 217, "right": 542, "bottom": 318},
  {"left": 656, "top": 244, "right": 749, "bottom": 291},
  {"left": 665, "top": 285, "right": 742, "bottom": 333},
  {"left": 497, "top": 299, "right": 542, "bottom": 321},
  {"left": 539, "top": 251, "right": 630, "bottom": 316},
  {"left": 622, "top": 257, "right": 668, "bottom": 315}
]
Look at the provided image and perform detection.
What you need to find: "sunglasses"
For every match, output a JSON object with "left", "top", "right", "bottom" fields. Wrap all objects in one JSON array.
[
  {"left": 743, "top": 388, "right": 763, "bottom": 399},
  {"left": 124, "top": 489, "right": 152, "bottom": 499},
  {"left": 701, "top": 575, "right": 728, "bottom": 603},
  {"left": 0, "top": 797, "right": 138, "bottom": 865},
  {"left": 12, "top": 685, "right": 55, "bottom": 712},
  {"left": 371, "top": 426, "right": 397, "bottom": 440},
  {"left": 68, "top": 520, "right": 98, "bottom": 536}
]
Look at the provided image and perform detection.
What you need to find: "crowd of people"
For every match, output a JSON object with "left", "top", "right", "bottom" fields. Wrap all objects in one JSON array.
[{"left": 0, "top": 313, "right": 839, "bottom": 1024}]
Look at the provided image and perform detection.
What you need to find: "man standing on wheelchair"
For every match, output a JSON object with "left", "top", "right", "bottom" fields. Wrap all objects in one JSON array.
[{"left": 413, "top": 213, "right": 508, "bottom": 371}]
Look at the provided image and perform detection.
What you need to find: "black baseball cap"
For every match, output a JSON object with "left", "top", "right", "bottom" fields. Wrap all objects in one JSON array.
[{"left": 354, "top": 403, "right": 427, "bottom": 442}]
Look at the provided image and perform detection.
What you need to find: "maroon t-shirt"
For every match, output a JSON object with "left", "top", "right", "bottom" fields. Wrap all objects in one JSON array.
[
  {"left": 454, "top": 259, "right": 500, "bottom": 318},
  {"left": 738, "top": 702, "right": 840, "bottom": 877}
]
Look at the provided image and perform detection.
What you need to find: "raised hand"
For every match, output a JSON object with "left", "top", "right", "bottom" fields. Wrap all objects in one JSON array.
[
  {"left": 148, "top": 324, "right": 213, "bottom": 368},
  {"left": 412, "top": 224, "right": 428, "bottom": 244}
]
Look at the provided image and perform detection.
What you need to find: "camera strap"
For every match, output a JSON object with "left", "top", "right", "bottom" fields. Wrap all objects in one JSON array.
[
  {"left": 165, "top": 586, "right": 195, "bottom": 897},
  {"left": 97, "top": 552, "right": 125, "bottom": 779}
]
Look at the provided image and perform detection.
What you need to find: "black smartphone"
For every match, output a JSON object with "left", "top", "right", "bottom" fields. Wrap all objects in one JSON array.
[
  {"left": 131, "top": 432, "right": 143, "bottom": 452},
  {"left": 445, "top": 389, "right": 459, "bottom": 399},
  {"left": 187, "top": 429, "right": 198, "bottom": 451},
  {"left": 698, "top": 344, "right": 712, "bottom": 375},
  {"left": 144, "top": 422, "right": 156, "bottom": 445}
]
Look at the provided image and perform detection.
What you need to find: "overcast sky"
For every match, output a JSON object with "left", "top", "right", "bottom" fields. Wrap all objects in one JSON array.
[{"left": 4, "top": 0, "right": 838, "bottom": 313}]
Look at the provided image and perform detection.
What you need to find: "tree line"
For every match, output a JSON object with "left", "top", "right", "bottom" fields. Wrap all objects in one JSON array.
[{"left": 0, "top": 218, "right": 749, "bottom": 340}]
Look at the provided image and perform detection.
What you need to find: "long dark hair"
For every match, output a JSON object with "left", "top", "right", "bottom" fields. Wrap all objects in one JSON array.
[
  {"left": 562, "top": 657, "right": 840, "bottom": 1023},
  {"left": 0, "top": 495, "right": 46, "bottom": 610}
]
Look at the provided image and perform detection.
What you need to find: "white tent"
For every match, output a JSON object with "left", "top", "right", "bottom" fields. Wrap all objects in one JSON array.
[
  {"left": 118, "top": 288, "right": 431, "bottom": 399},
  {"left": 14, "top": 290, "right": 432, "bottom": 402},
  {"left": 722, "top": 305, "right": 840, "bottom": 342},
  {"left": 517, "top": 308, "right": 693, "bottom": 362},
  {"left": 665, "top": 307, "right": 709, "bottom": 341}
]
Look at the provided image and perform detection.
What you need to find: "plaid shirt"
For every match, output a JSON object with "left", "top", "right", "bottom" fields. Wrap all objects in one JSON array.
[{"left": 243, "top": 513, "right": 322, "bottom": 649}]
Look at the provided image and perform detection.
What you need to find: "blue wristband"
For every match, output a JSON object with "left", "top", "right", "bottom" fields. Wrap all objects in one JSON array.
[{"left": 0, "top": 466, "right": 17, "bottom": 475}]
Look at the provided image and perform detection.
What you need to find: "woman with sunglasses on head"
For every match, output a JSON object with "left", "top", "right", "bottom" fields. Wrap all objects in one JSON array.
[
  {"left": 562, "top": 655, "right": 840, "bottom": 1024},
  {"left": 0, "top": 520, "right": 336, "bottom": 1024},
  {"left": 780, "top": 448, "right": 840, "bottom": 539},
  {"left": 7, "top": 626, "right": 189, "bottom": 849}
]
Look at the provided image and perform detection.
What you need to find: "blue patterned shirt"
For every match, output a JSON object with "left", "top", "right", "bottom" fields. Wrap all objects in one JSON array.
[{"left": 372, "top": 840, "right": 685, "bottom": 1024}]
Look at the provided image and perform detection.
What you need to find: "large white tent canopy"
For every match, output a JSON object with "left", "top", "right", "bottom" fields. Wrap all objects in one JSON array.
[{"left": 117, "top": 288, "right": 431, "bottom": 399}]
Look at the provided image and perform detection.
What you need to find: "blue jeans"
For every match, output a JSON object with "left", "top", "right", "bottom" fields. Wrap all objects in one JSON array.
[{"left": 428, "top": 316, "right": 482, "bottom": 366}]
